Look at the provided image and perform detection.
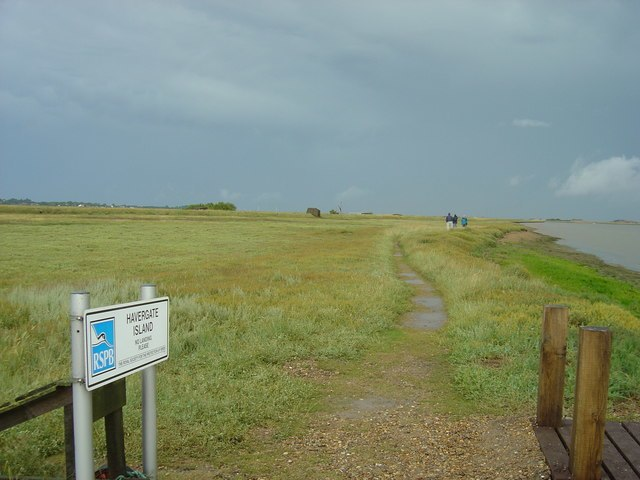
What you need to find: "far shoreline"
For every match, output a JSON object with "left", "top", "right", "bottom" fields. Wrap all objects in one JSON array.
[{"left": 517, "top": 222, "right": 640, "bottom": 284}]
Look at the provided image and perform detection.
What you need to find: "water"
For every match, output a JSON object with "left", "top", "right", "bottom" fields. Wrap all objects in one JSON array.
[{"left": 522, "top": 222, "right": 640, "bottom": 272}]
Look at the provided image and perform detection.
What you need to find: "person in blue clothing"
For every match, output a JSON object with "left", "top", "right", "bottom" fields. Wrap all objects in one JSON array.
[
  {"left": 445, "top": 213, "right": 453, "bottom": 230},
  {"left": 461, "top": 216, "right": 468, "bottom": 227}
]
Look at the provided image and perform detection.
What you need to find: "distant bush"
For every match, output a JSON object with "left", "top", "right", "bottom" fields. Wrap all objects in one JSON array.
[{"left": 185, "top": 202, "right": 237, "bottom": 211}]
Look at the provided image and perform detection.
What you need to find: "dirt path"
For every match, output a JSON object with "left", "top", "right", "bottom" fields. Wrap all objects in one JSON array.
[{"left": 162, "top": 254, "right": 550, "bottom": 479}]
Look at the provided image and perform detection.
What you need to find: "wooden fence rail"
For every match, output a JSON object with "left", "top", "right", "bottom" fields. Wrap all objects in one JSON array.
[{"left": 0, "top": 379, "right": 127, "bottom": 479}]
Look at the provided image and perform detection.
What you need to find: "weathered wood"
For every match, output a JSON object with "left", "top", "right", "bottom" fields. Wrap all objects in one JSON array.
[
  {"left": 92, "top": 379, "right": 126, "bottom": 421},
  {"left": 570, "top": 326, "right": 612, "bottom": 479},
  {"left": 1, "top": 379, "right": 126, "bottom": 431},
  {"left": 537, "top": 305, "right": 569, "bottom": 427},
  {"left": 64, "top": 404, "right": 75, "bottom": 480},
  {"left": 558, "top": 421, "right": 572, "bottom": 447},
  {"left": 606, "top": 422, "right": 640, "bottom": 477},
  {"left": 535, "top": 426, "right": 572, "bottom": 480},
  {"left": 602, "top": 435, "right": 639, "bottom": 480},
  {"left": 105, "top": 408, "right": 127, "bottom": 479},
  {"left": 0, "top": 382, "right": 72, "bottom": 432},
  {"left": 536, "top": 420, "right": 640, "bottom": 479},
  {"left": 1, "top": 379, "right": 127, "bottom": 479},
  {"left": 624, "top": 423, "right": 640, "bottom": 444}
]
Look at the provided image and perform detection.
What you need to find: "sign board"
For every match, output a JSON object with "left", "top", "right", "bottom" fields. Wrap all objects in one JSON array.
[{"left": 84, "top": 297, "right": 169, "bottom": 391}]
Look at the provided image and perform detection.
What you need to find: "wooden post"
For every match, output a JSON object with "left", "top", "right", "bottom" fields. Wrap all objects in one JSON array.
[
  {"left": 63, "top": 404, "right": 75, "bottom": 480},
  {"left": 105, "top": 408, "right": 127, "bottom": 478},
  {"left": 570, "top": 326, "right": 612, "bottom": 480},
  {"left": 537, "top": 305, "right": 569, "bottom": 427},
  {"left": 101, "top": 379, "right": 127, "bottom": 479}
]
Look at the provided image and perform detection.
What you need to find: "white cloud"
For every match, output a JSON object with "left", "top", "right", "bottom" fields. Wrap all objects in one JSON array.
[
  {"left": 512, "top": 118, "right": 551, "bottom": 128},
  {"left": 555, "top": 156, "right": 640, "bottom": 196}
]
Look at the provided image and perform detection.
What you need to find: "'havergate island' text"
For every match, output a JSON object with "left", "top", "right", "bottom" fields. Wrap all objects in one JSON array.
[{"left": 126, "top": 307, "right": 158, "bottom": 336}]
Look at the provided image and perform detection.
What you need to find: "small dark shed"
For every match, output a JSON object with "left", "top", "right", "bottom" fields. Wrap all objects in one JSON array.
[{"left": 306, "top": 207, "right": 321, "bottom": 217}]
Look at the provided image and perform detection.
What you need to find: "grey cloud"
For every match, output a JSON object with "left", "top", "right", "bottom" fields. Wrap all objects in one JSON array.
[{"left": 1, "top": 0, "right": 640, "bottom": 221}]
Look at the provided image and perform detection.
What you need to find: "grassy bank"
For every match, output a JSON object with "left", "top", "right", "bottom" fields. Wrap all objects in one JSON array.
[
  {"left": 397, "top": 221, "right": 640, "bottom": 417},
  {"left": 1, "top": 207, "right": 639, "bottom": 476}
]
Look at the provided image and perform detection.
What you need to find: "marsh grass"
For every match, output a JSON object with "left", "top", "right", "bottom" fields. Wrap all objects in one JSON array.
[
  {"left": 2, "top": 208, "right": 639, "bottom": 475},
  {"left": 0, "top": 207, "right": 415, "bottom": 475},
  {"left": 399, "top": 221, "right": 640, "bottom": 416}
]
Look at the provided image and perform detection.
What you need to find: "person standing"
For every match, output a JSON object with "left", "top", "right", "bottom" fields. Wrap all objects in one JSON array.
[
  {"left": 453, "top": 214, "right": 458, "bottom": 228},
  {"left": 445, "top": 213, "right": 453, "bottom": 230}
]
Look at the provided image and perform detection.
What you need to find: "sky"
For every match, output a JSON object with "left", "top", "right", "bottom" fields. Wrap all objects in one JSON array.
[{"left": 1, "top": 1, "right": 639, "bottom": 221}]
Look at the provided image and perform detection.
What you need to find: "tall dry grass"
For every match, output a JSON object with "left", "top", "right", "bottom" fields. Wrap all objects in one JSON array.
[{"left": 0, "top": 207, "right": 417, "bottom": 475}]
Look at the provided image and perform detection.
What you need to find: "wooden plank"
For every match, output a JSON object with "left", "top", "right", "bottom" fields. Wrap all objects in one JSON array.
[
  {"left": 534, "top": 426, "right": 571, "bottom": 480},
  {"left": 1, "top": 378, "right": 126, "bottom": 433},
  {"left": 602, "top": 433, "right": 640, "bottom": 480},
  {"left": 92, "top": 379, "right": 126, "bottom": 422},
  {"left": 558, "top": 422, "right": 572, "bottom": 449},
  {"left": 624, "top": 422, "right": 640, "bottom": 444},
  {"left": 606, "top": 422, "right": 640, "bottom": 477},
  {"left": 0, "top": 384, "right": 72, "bottom": 432},
  {"left": 555, "top": 419, "right": 640, "bottom": 480}
]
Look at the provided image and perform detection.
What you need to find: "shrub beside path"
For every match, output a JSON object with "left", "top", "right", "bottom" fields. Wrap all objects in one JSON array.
[{"left": 162, "top": 255, "right": 550, "bottom": 479}]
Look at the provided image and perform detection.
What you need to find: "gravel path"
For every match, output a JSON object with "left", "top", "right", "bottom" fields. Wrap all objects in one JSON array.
[
  {"left": 162, "top": 257, "right": 551, "bottom": 479},
  {"left": 274, "top": 258, "right": 551, "bottom": 479}
]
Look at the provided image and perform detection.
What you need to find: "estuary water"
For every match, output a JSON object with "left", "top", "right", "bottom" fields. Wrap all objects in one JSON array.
[{"left": 522, "top": 222, "right": 640, "bottom": 273}]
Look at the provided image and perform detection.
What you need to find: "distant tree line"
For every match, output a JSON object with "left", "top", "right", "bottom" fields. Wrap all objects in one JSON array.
[
  {"left": 1, "top": 198, "right": 237, "bottom": 211},
  {"left": 184, "top": 202, "right": 237, "bottom": 211},
  {"left": 0, "top": 198, "right": 111, "bottom": 207},
  {"left": 0, "top": 198, "right": 172, "bottom": 208}
]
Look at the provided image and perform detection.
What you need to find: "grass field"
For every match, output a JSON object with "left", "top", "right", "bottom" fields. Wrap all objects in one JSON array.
[
  {"left": 1, "top": 207, "right": 639, "bottom": 476},
  {"left": 399, "top": 223, "right": 640, "bottom": 413}
]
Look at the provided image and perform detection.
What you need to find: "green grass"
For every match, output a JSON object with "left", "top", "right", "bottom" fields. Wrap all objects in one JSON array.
[
  {"left": 398, "top": 221, "right": 640, "bottom": 415},
  {"left": 493, "top": 240, "right": 640, "bottom": 318},
  {"left": 0, "top": 206, "right": 418, "bottom": 476},
  {"left": 2, "top": 208, "right": 639, "bottom": 475}
]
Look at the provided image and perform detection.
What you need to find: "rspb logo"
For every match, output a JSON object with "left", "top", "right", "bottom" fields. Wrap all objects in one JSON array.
[{"left": 90, "top": 317, "right": 116, "bottom": 376}]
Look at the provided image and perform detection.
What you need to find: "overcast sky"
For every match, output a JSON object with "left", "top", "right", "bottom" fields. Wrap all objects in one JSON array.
[{"left": 1, "top": 1, "right": 639, "bottom": 220}]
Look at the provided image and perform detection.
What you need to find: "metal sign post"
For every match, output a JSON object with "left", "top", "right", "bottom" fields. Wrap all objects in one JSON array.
[
  {"left": 70, "top": 286, "right": 168, "bottom": 478},
  {"left": 70, "top": 292, "right": 94, "bottom": 480},
  {"left": 140, "top": 284, "right": 158, "bottom": 480}
]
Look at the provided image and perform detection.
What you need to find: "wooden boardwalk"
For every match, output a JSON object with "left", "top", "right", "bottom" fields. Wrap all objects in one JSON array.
[{"left": 535, "top": 419, "right": 640, "bottom": 479}]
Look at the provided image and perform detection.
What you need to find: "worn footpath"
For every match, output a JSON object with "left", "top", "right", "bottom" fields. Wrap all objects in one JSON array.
[{"left": 162, "top": 254, "right": 550, "bottom": 479}]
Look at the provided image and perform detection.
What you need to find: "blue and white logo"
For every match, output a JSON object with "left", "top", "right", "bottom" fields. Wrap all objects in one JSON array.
[{"left": 90, "top": 317, "right": 116, "bottom": 376}]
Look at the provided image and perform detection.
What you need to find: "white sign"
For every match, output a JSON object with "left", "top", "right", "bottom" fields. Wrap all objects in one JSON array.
[{"left": 84, "top": 297, "right": 169, "bottom": 391}]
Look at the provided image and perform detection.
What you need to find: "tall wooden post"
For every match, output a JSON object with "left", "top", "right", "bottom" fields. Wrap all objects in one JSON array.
[
  {"left": 570, "top": 326, "right": 612, "bottom": 480},
  {"left": 537, "top": 305, "right": 569, "bottom": 427}
]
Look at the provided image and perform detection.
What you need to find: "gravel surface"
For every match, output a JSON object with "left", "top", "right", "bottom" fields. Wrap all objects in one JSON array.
[
  {"left": 162, "top": 258, "right": 551, "bottom": 479},
  {"left": 279, "top": 406, "right": 550, "bottom": 479}
]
